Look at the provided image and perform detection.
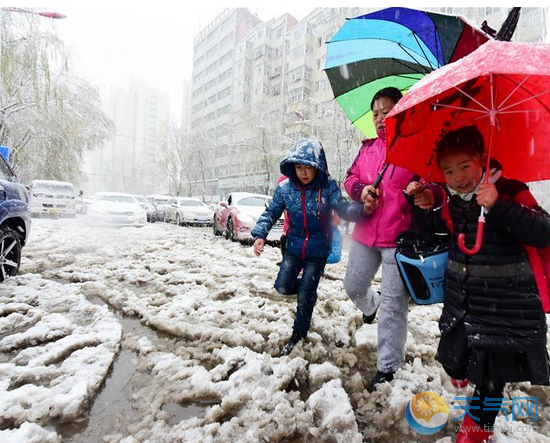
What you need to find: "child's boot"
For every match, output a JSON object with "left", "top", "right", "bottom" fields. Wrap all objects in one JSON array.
[
  {"left": 280, "top": 331, "right": 303, "bottom": 356},
  {"left": 456, "top": 415, "right": 493, "bottom": 443}
]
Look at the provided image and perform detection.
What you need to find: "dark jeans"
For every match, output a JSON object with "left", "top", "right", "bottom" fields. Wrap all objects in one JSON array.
[{"left": 274, "top": 250, "right": 326, "bottom": 337}]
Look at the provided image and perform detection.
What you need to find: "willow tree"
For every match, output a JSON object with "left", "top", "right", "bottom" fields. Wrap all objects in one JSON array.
[{"left": 0, "top": 10, "right": 112, "bottom": 183}]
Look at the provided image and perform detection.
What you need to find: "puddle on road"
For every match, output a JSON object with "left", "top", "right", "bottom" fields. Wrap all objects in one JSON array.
[
  {"left": 160, "top": 401, "right": 212, "bottom": 426},
  {"left": 55, "top": 293, "right": 209, "bottom": 442}
]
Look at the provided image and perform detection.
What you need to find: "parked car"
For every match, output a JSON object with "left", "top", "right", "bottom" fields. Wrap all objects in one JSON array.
[
  {"left": 164, "top": 197, "right": 214, "bottom": 226},
  {"left": 28, "top": 179, "right": 76, "bottom": 218},
  {"left": 0, "top": 155, "right": 31, "bottom": 282},
  {"left": 145, "top": 194, "right": 175, "bottom": 222},
  {"left": 213, "top": 192, "right": 284, "bottom": 242},
  {"left": 87, "top": 192, "right": 147, "bottom": 227},
  {"left": 133, "top": 195, "right": 156, "bottom": 222}
]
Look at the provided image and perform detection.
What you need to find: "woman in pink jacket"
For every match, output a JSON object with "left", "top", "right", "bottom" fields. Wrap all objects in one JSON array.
[{"left": 343, "top": 87, "right": 439, "bottom": 393}]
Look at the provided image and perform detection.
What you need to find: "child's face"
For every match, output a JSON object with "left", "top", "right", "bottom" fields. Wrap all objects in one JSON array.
[
  {"left": 439, "top": 151, "right": 483, "bottom": 193},
  {"left": 295, "top": 164, "right": 317, "bottom": 185}
]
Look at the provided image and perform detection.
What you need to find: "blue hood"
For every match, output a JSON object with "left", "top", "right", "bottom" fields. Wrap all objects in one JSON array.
[{"left": 280, "top": 139, "right": 329, "bottom": 187}]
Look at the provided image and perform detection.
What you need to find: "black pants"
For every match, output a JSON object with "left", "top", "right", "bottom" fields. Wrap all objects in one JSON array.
[
  {"left": 280, "top": 234, "right": 287, "bottom": 257},
  {"left": 468, "top": 383, "right": 505, "bottom": 430}
]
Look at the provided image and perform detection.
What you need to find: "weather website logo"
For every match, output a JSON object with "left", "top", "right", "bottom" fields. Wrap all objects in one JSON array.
[{"left": 406, "top": 391, "right": 449, "bottom": 435}]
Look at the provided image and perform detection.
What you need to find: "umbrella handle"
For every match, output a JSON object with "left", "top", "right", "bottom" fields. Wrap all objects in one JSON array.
[
  {"left": 457, "top": 209, "right": 486, "bottom": 255},
  {"left": 367, "top": 163, "right": 390, "bottom": 199}
]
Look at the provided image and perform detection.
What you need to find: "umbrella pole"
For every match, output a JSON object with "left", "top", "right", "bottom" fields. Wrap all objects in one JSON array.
[
  {"left": 457, "top": 107, "right": 496, "bottom": 255},
  {"left": 367, "top": 163, "right": 390, "bottom": 199}
]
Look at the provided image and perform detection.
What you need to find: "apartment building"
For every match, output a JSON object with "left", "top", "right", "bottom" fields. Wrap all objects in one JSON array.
[
  {"left": 189, "top": 7, "right": 548, "bottom": 197},
  {"left": 83, "top": 78, "right": 169, "bottom": 195}
]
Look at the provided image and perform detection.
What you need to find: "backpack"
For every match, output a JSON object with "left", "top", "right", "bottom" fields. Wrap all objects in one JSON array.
[{"left": 395, "top": 229, "right": 450, "bottom": 305}]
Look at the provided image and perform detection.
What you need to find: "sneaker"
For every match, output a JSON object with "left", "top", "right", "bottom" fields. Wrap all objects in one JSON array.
[
  {"left": 367, "top": 370, "right": 394, "bottom": 393},
  {"left": 362, "top": 307, "right": 378, "bottom": 324},
  {"left": 280, "top": 331, "right": 303, "bottom": 357}
]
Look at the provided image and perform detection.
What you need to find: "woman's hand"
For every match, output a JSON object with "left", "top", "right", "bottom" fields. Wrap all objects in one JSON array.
[
  {"left": 361, "top": 185, "right": 379, "bottom": 214},
  {"left": 253, "top": 238, "right": 265, "bottom": 256},
  {"left": 476, "top": 183, "right": 498, "bottom": 209}
]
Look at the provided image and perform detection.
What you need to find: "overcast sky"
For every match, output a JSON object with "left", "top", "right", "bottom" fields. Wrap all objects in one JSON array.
[
  {"left": 49, "top": 4, "right": 315, "bottom": 121},
  {"left": 10, "top": 1, "right": 516, "bottom": 121}
]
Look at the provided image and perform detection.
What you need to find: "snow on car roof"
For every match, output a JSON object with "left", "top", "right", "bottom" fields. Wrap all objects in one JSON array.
[
  {"left": 146, "top": 194, "right": 174, "bottom": 200},
  {"left": 31, "top": 179, "right": 74, "bottom": 187},
  {"left": 230, "top": 192, "right": 271, "bottom": 201},
  {"left": 95, "top": 192, "right": 136, "bottom": 197}
]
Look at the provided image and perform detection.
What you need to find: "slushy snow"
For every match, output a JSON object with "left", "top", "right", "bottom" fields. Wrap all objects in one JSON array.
[{"left": 0, "top": 218, "right": 548, "bottom": 442}]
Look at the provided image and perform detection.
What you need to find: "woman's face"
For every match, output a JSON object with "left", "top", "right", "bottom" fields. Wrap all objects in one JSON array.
[
  {"left": 439, "top": 151, "right": 484, "bottom": 193},
  {"left": 372, "top": 96, "right": 396, "bottom": 135},
  {"left": 295, "top": 164, "right": 317, "bottom": 185}
]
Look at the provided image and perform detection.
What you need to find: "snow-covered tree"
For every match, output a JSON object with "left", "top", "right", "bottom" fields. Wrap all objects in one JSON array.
[{"left": 0, "top": 10, "right": 112, "bottom": 184}]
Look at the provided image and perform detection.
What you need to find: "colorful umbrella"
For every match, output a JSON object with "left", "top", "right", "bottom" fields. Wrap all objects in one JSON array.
[
  {"left": 385, "top": 40, "right": 550, "bottom": 254},
  {"left": 324, "top": 7, "right": 490, "bottom": 138}
]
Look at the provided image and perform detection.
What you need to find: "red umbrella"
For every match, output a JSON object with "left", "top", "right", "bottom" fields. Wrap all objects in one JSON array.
[{"left": 385, "top": 40, "right": 550, "bottom": 254}]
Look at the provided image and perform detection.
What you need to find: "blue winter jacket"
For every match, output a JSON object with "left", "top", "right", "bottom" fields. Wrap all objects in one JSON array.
[{"left": 251, "top": 139, "right": 365, "bottom": 259}]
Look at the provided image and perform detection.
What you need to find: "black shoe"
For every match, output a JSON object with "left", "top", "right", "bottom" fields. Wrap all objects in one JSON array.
[
  {"left": 276, "top": 261, "right": 282, "bottom": 266},
  {"left": 362, "top": 308, "right": 378, "bottom": 324},
  {"left": 367, "top": 370, "right": 395, "bottom": 393},
  {"left": 280, "top": 331, "right": 303, "bottom": 356}
]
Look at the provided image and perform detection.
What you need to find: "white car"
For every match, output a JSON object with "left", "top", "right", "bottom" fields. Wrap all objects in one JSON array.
[
  {"left": 133, "top": 195, "right": 156, "bottom": 222},
  {"left": 164, "top": 197, "right": 214, "bottom": 226},
  {"left": 213, "top": 192, "right": 284, "bottom": 242},
  {"left": 28, "top": 179, "right": 76, "bottom": 218},
  {"left": 87, "top": 192, "right": 147, "bottom": 227},
  {"left": 145, "top": 194, "right": 175, "bottom": 222}
]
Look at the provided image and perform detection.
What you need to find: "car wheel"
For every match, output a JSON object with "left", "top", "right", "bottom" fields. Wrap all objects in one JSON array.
[
  {"left": 213, "top": 217, "right": 221, "bottom": 236},
  {"left": 0, "top": 228, "right": 22, "bottom": 282},
  {"left": 227, "top": 218, "right": 236, "bottom": 242},
  {"left": 176, "top": 214, "right": 181, "bottom": 226}
]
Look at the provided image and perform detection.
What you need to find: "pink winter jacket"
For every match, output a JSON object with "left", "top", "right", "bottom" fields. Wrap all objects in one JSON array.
[{"left": 345, "top": 136, "right": 442, "bottom": 247}]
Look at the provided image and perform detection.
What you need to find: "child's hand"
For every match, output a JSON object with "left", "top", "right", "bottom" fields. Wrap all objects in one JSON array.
[
  {"left": 253, "top": 238, "right": 265, "bottom": 256},
  {"left": 406, "top": 182, "right": 434, "bottom": 209},
  {"left": 476, "top": 183, "right": 498, "bottom": 209},
  {"left": 361, "top": 186, "right": 379, "bottom": 214},
  {"left": 406, "top": 181, "right": 424, "bottom": 196},
  {"left": 415, "top": 189, "right": 434, "bottom": 210}
]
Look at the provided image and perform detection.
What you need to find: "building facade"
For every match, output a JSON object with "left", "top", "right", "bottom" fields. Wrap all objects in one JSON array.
[
  {"left": 188, "top": 7, "right": 548, "bottom": 198},
  {"left": 83, "top": 78, "right": 170, "bottom": 196}
]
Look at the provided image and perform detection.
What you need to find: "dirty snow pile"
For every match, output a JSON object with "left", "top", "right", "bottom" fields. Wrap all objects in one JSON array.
[
  {"left": 0, "top": 270, "right": 122, "bottom": 442},
  {"left": 0, "top": 218, "right": 549, "bottom": 443}
]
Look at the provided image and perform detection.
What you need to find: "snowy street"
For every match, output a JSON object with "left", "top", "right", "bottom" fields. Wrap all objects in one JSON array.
[{"left": 1, "top": 217, "right": 549, "bottom": 443}]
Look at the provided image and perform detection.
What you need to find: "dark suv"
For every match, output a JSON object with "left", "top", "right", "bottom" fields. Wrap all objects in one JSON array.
[{"left": 0, "top": 155, "right": 31, "bottom": 282}]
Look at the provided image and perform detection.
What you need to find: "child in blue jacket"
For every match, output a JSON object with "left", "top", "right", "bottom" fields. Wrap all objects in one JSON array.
[{"left": 252, "top": 139, "right": 369, "bottom": 356}]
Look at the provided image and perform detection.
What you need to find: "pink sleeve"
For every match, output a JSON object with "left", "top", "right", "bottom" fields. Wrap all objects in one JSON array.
[{"left": 344, "top": 149, "right": 366, "bottom": 203}]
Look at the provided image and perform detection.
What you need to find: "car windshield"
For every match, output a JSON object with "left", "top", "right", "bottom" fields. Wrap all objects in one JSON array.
[
  {"left": 134, "top": 196, "right": 148, "bottom": 205},
  {"left": 33, "top": 183, "right": 74, "bottom": 197},
  {"left": 154, "top": 197, "right": 172, "bottom": 204},
  {"left": 178, "top": 199, "right": 205, "bottom": 207},
  {"left": 97, "top": 195, "right": 136, "bottom": 204},
  {"left": 237, "top": 196, "right": 270, "bottom": 206}
]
